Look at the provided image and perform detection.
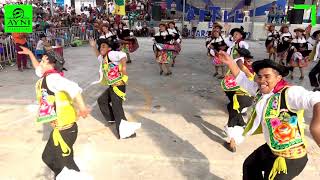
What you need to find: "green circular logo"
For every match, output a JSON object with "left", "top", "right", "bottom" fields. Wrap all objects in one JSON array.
[{"left": 13, "top": 8, "right": 24, "bottom": 19}]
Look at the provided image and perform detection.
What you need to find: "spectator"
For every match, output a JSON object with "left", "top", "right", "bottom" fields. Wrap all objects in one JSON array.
[
  {"left": 12, "top": 33, "right": 29, "bottom": 71},
  {"left": 35, "top": 33, "right": 50, "bottom": 59},
  {"left": 171, "top": 1, "right": 177, "bottom": 18},
  {"left": 190, "top": 19, "right": 199, "bottom": 38},
  {"left": 135, "top": 22, "right": 143, "bottom": 36},
  {"left": 267, "top": 1, "right": 277, "bottom": 23},
  {"left": 275, "top": 6, "right": 285, "bottom": 24},
  {"left": 182, "top": 24, "right": 189, "bottom": 38},
  {"left": 0, "top": 15, "right": 4, "bottom": 32},
  {"left": 141, "top": 22, "right": 149, "bottom": 37}
]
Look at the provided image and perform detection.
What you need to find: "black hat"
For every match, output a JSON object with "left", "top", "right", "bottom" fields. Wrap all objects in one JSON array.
[
  {"left": 237, "top": 48, "right": 253, "bottom": 58},
  {"left": 312, "top": 30, "right": 320, "bottom": 39},
  {"left": 39, "top": 33, "right": 46, "bottom": 39},
  {"left": 294, "top": 28, "right": 305, "bottom": 33},
  {"left": 97, "top": 35, "right": 119, "bottom": 51},
  {"left": 252, "top": 59, "right": 289, "bottom": 77},
  {"left": 45, "top": 50, "right": 67, "bottom": 72},
  {"left": 230, "top": 26, "right": 246, "bottom": 39}
]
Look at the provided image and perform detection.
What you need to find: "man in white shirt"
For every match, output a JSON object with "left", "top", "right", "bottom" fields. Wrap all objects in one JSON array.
[{"left": 218, "top": 51, "right": 320, "bottom": 180}]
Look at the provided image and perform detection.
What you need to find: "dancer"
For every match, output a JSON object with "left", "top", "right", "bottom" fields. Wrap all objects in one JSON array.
[
  {"left": 206, "top": 23, "right": 228, "bottom": 79},
  {"left": 218, "top": 51, "right": 320, "bottom": 180},
  {"left": 265, "top": 24, "right": 279, "bottom": 61},
  {"left": 89, "top": 36, "right": 141, "bottom": 139},
  {"left": 226, "top": 26, "right": 249, "bottom": 58},
  {"left": 117, "top": 23, "right": 139, "bottom": 63},
  {"left": 17, "top": 47, "right": 89, "bottom": 177},
  {"left": 287, "top": 28, "right": 311, "bottom": 80},
  {"left": 167, "top": 21, "right": 182, "bottom": 67},
  {"left": 153, "top": 22, "right": 176, "bottom": 76},
  {"left": 276, "top": 25, "right": 292, "bottom": 65},
  {"left": 309, "top": 30, "right": 320, "bottom": 91}
]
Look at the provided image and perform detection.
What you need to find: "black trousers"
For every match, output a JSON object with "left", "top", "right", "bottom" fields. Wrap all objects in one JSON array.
[
  {"left": 309, "top": 61, "right": 320, "bottom": 87},
  {"left": 97, "top": 85, "right": 127, "bottom": 137},
  {"left": 42, "top": 123, "right": 80, "bottom": 177},
  {"left": 243, "top": 143, "right": 308, "bottom": 180},
  {"left": 225, "top": 91, "right": 253, "bottom": 127}
]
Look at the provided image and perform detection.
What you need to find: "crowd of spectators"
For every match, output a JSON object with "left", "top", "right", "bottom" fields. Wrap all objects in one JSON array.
[{"left": 267, "top": 1, "right": 286, "bottom": 24}]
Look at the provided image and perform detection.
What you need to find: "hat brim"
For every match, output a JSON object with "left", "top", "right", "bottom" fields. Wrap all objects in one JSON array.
[
  {"left": 294, "top": 28, "right": 305, "bottom": 33},
  {"left": 252, "top": 59, "right": 289, "bottom": 77},
  {"left": 230, "top": 28, "right": 246, "bottom": 39},
  {"left": 312, "top": 30, "right": 320, "bottom": 39}
]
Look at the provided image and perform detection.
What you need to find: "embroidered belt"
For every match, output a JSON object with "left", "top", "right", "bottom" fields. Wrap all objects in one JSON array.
[
  {"left": 111, "top": 81, "right": 125, "bottom": 87},
  {"left": 54, "top": 122, "right": 74, "bottom": 131},
  {"left": 272, "top": 144, "right": 307, "bottom": 159}
]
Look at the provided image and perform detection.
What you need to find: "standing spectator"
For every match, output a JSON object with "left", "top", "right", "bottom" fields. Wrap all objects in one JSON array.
[
  {"left": 12, "top": 33, "right": 29, "bottom": 71},
  {"left": 170, "top": 1, "right": 177, "bottom": 18},
  {"left": 108, "top": 2, "right": 114, "bottom": 15},
  {"left": 267, "top": 1, "right": 277, "bottom": 23},
  {"left": 190, "top": 19, "right": 198, "bottom": 38},
  {"left": 135, "top": 22, "right": 143, "bottom": 36}
]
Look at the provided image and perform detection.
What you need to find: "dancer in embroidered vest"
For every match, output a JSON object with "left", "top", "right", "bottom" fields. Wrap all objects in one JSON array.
[
  {"left": 276, "top": 25, "right": 292, "bottom": 65},
  {"left": 265, "top": 24, "right": 279, "bottom": 61},
  {"left": 167, "top": 21, "right": 182, "bottom": 67},
  {"left": 89, "top": 36, "right": 141, "bottom": 139},
  {"left": 286, "top": 27, "right": 311, "bottom": 80},
  {"left": 206, "top": 23, "right": 229, "bottom": 79},
  {"left": 218, "top": 51, "right": 320, "bottom": 180},
  {"left": 220, "top": 26, "right": 253, "bottom": 152},
  {"left": 17, "top": 47, "right": 90, "bottom": 178}
]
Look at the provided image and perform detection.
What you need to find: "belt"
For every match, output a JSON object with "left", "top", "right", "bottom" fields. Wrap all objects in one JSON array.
[
  {"left": 111, "top": 81, "right": 125, "bottom": 87},
  {"left": 54, "top": 123, "right": 74, "bottom": 131},
  {"left": 272, "top": 144, "right": 307, "bottom": 159}
]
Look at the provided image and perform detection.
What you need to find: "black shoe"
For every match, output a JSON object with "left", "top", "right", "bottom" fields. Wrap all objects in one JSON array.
[
  {"left": 223, "top": 141, "right": 236, "bottom": 153},
  {"left": 165, "top": 72, "right": 172, "bottom": 76},
  {"left": 160, "top": 70, "right": 163, "bottom": 75},
  {"left": 127, "top": 60, "right": 132, "bottom": 64},
  {"left": 213, "top": 72, "right": 219, "bottom": 77}
]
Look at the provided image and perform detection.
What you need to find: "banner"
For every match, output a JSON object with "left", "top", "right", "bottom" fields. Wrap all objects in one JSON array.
[{"left": 114, "top": 0, "right": 125, "bottom": 16}]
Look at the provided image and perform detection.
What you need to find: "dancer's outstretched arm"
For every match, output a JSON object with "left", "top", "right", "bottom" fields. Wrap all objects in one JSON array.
[
  {"left": 18, "top": 46, "right": 39, "bottom": 69},
  {"left": 89, "top": 38, "right": 100, "bottom": 57}
]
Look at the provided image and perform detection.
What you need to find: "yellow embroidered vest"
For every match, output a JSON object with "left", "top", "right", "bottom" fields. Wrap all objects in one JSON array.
[
  {"left": 100, "top": 52, "right": 123, "bottom": 86},
  {"left": 244, "top": 87, "right": 307, "bottom": 159},
  {"left": 35, "top": 75, "right": 77, "bottom": 127}
]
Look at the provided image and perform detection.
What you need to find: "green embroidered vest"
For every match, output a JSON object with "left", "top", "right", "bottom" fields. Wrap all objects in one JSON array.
[
  {"left": 244, "top": 87, "right": 306, "bottom": 153},
  {"left": 101, "top": 53, "right": 123, "bottom": 86}
]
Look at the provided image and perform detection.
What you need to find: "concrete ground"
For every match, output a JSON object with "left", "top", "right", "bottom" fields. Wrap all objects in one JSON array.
[{"left": 0, "top": 38, "right": 319, "bottom": 180}]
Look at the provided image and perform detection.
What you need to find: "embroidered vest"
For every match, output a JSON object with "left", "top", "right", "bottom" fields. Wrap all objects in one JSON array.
[
  {"left": 101, "top": 52, "right": 123, "bottom": 86},
  {"left": 35, "top": 75, "right": 77, "bottom": 127},
  {"left": 244, "top": 87, "right": 306, "bottom": 158}
]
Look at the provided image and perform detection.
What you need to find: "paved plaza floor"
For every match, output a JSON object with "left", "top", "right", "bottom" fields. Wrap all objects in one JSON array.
[{"left": 0, "top": 38, "right": 319, "bottom": 180}]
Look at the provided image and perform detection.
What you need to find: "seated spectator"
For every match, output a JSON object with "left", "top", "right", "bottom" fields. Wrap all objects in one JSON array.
[{"left": 135, "top": 22, "right": 143, "bottom": 36}]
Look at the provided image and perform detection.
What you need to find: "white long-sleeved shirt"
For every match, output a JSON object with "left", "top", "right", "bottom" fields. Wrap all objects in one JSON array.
[
  {"left": 35, "top": 67, "right": 82, "bottom": 99},
  {"left": 235, "top": 71, "right": 320, "bottom": 143}
]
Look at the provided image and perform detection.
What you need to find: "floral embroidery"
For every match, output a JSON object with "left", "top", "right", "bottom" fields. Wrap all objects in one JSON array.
[
  {"left": 270, "top": 118, "right": 281, "bottom": 128},
  {"left": 224, "top": 75, "right": 237, "bottom": 88},
  {"left": 289, "top": 116, "right": 298, "bottom": 125}
]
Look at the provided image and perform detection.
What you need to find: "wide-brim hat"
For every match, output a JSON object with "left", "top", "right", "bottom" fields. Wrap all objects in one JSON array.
[
  {"left": 39, "top": 33, "right": 46, "bottom": 39},
  {"left": 230, "top": 26, "right": 246, "bottom": 39},
  {"left": 97, "top": 35, "right": 119, "bottom": 51},
  {"left": 252, "top": 59, "right": 289, "bottom": 77},
  {"left": 45, "top": 50, "right": 67, "bottom": 72},
  {"left": 159, "top": 22, "right": 167, "bottom": 27},
  {"left": 294, "top": 28, "right": 305, "bottom": 33},
  {"left": 279, "top": 24, "right": 289, "bottom": 32},
  {"left": 212, "top": 22, "right": 223, "bottom": 30},
  {"left": 236, "top": 48, "right": 253, "bottom": 58},
  {"left": 312, "top": 30, "right": 320, "bottom": 39},
  {"left": 168, "top": 21, "right": 175, "bottom": 26}
]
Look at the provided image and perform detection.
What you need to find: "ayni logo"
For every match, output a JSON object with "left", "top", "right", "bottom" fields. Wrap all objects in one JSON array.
[{"left": 4, "top": 5, "right": 33, "bottom": 33}]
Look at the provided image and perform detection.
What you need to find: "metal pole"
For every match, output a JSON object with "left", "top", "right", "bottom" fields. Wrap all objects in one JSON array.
[
  {"left": 50, "top": 0, "right": 54, "bottom": 16},
  {"left": 182, "top": 0, "right": 186, "bottom": 32},
  {"left": 250, "top": 0, "right": 256, "bottom": 40}
]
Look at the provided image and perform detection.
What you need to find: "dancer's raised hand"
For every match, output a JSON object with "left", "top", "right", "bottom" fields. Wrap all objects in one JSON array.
[
  {"left": 89, "top": 38, "right": 96, "bottom": 48},
  {"left": 217, "top": 50, "right": 233, "bottom": 65}
]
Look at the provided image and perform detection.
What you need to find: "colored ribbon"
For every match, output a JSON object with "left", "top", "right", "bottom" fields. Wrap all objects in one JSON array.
[
  {"left": 53, "top": 128, "right": 71, "bottom": 157},
  {"left": 269, "top": 156, "right": 287, "bottom": 180},
  {"left": 113, "top": 86, "right": 126, "bottom": 101}
]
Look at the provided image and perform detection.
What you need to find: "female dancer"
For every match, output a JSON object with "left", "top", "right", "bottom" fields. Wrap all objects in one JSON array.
[
  {"left": 153, "top": 22, "right": 177, "bottom": 76},
  {"left": 99, "top": 23, "right": 114, "bottom": 39},
  {"left": 287, "top": 28, "right": 311, "bottom": 80},
  {"left": 206, "top": 23, "right": 228, "bottom": 79},
  {"left": 276, "top": 25, "right": 292, "bottom": 65},
  {"left": 265, "top": 24, "right": 279, "bottom": 61},
  {"left": 117, "top": 23, "right": 139, "bottom": 63},
  {"left": 167, "top": 21, "right": 182, "bottom": 67}
]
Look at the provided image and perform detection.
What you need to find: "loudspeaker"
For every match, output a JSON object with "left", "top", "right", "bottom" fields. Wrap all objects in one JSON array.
[
  {"left": 152, "top": 5, "right": 161, "bottom": 21},
  {"left": 289, "top": 0, "right": 305, "bottom": 24},
  {"left": 244, "top": 0, "right": 251, "bottom": 6}
]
